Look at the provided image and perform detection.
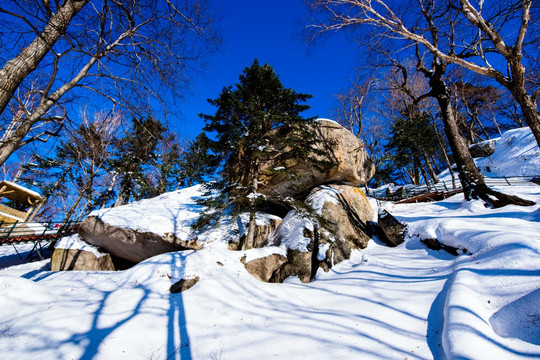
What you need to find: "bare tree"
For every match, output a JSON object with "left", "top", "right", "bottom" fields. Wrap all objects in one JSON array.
[
  {"left": 0, "top": 0, "right": 219, "bottom": 167},
  {"left": 59, "top": 111, "right": 122, "bottom": 223},
  {"left": 307, "top": 0, "right": 540, "bottom": 149},
  {"left": 332, "top": 73, "right": 375, "bottom": 137},
  {"left": 307, "top": 0, "right": 535, "bottom": 206}
]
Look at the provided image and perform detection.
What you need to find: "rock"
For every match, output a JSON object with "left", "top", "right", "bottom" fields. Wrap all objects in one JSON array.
[
  {"left": 228, "top": 213, "right": 282, "bottom": 250},
  {"left": 421, "top": 238, "right": 465, "bottom": 256},
  {"left": 78, "top": 216, "right": 198, "bottom": 263},
  {"left": 259, "top": 185, "right": 374, "bottom": 283},
  {"left": 469, "top": 139, "right": 497, "bottom": 158},
  {"left": 170, "top": 276, "right": 200, "bottom": 293},
  {"left": 51, "top": 248, "right": 116, "bottom": 271},
  {"left": 306, "top": 184, "right": 373, "bottom": 267},
  {"left": 377, "top": 209, "right": 406, "bottom": 247},
  {"left": 258, "top": 119, "right": 375, "bottom": 198},
  {"left": 385, "top": 185, "right": 406, "bottom": 199},
  {"left": 267, "top": 211, "right": 317, "bottom": 283},
  {"left": 243, "top": 253, "right": 287, "bottom": 282}
]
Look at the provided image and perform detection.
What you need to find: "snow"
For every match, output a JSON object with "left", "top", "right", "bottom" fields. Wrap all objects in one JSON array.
[
  {"left": 305, "top": 184, "right": 341, "bottom": 215},
  {"left": 0, "top": 180, "right": 42, "bottom": 198},
  {"left": 475, "top": 127, "right": 540, "bottom": 177},
  {"left": 269, "top": 210, "right": 314, "bottom": 252},
  {"left": 438, "top": 126, "right": 540, "bottom": 180},
  {"left": 55, "top": 234, "right": 109, "bottom": 258},
  {"left": 90, "top": 185, "right": 205, "bottom": 239},
  {"left": 0, "top": 126, "right": 539, "bottom": 359}
]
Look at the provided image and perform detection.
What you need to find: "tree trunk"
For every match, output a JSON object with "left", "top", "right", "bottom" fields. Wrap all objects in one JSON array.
[
  {"left": 423, "top": 152, "right": 439, "bottom": 184},
  {"left": 509, "top": 84, "right": 540, "bottom": 150},
  {"left": 114, "top": 192, "right": 125, "bottom": 207},
  {"left": 100, "top": 173, "right": 118, "bottom": 209},
  {"left": 246, "top": 159, "right": 259, "bottom": 250},
  {"left": 432, "top": 118, "right": 456, "bottom": 188},
  {"left": 430, "top": 68, "right": 534, "bottom": 207},
  {"left": 0, "top": 0, "right": 88, "bottom": 116}
]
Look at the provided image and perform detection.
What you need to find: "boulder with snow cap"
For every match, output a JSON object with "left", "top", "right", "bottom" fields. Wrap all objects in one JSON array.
[
  {"left": 266, "top": 211, "right": 317, "bottom": 283},
  {"left": 78, "top": 216, "right": 198, "bottom": 263},
  {"left": 469, "top": 139, "right": 497, "bottom": 158},
  {"left": 257, "top": 119, "right": 375, "bottom": 198},
  {"left": 305, "top": 184, "right": 373, "bottom": 268},
  {"left": 51, "top": 235, "right": 116, "bottom": 271},
  {"left": 263, "top": 184, "right": 375, "bottom": 284}
]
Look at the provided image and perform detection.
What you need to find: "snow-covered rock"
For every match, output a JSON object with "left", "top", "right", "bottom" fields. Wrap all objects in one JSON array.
[
  {"left": 469, "top": 138, "right": 497, "bottom": 158},
  {"left": 51, "top": 234, "right": 116, "bottom": 271},
  {"left": 264, "top": 184, "right": 374, "bottom": 282},
  {"left": 228, "top": 212, "right": 282, "bottom": 250},
  {"left": 78, "top": 215, "right": 200, "bottom": 263}
]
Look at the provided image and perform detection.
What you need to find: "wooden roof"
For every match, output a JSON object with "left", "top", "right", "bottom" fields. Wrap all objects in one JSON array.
[{"left": 0, "top": 181, "right": 44, "bottom": 205}]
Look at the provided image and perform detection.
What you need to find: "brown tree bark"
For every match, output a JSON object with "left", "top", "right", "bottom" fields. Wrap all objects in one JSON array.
[
  {"left": 0, "top": 0, "right": 88, "bottom": 116},
  {"left": 429, "top": 65, "right": 535, "bottom": 208}
]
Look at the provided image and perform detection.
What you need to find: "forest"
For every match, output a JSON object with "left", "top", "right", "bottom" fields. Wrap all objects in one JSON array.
[{"left": 0, "top": 0, "right": 538, "bottom": 222}]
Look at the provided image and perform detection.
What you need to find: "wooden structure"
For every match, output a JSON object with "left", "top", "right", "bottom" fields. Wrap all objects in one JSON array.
[
  {"left": 0, "top": 220, "right": 81, "bottom": 260},
  {"left": 0, "top": 181, "right": 44, "bottom": 223},
  {"left": 395, "top": 189, "right": 463, "bottom": 204}
]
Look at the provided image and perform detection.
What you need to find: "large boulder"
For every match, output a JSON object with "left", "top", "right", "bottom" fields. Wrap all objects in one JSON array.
[
  {"left": 306, "top": 184, "right": 374, "bottom": 268},
  {"left": 78, "top": 216, "right": 199, "bottom": 263},
  {"left": 262, "top": 184, "right": 374, "bottom": 283},
  {"left": 258, "top": 119, "right": 375, "bottom": 198}
]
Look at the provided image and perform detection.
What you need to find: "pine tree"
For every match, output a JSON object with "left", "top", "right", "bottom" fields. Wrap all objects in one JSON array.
[
  {"left": 197, "top": 59, "right": 329, "bottom": 249},
  {"left": 177, "top": 132, "right": 219, "bottom": 188},
  {"left": 112, "top": 116, "right": 166, "bottom": 205},
  {"left": 385, "top": 111, "right": 441, "bottom": 185}
]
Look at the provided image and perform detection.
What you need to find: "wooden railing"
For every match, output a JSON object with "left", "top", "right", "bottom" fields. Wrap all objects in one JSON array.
[
  {"left": 0, "top": 220, "right": 81, "bottom": 245},
  {"left": 367, "top": 176, "right": 539, "bottom": 203}
]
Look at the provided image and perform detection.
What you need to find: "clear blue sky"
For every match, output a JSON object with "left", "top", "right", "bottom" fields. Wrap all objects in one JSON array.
[{"left": 173, "top": 0, "right": 361, "bottom": 140}]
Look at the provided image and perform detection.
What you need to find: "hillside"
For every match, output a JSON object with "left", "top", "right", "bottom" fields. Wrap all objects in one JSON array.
[{"left": 0, "top": 127, "right": 539, "bottom": 360}]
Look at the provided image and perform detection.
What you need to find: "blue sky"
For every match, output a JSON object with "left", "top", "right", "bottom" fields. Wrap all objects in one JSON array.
[{"left": 174, "top": 0, "right": 361, "bottom": 140}]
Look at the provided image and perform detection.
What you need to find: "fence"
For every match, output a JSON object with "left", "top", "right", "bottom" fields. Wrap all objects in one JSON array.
[
  {"left": 367, "top": 175, "right": 539, "bottom": 203},
  {"left": 0, "top": 220, "right": 81, "bottom": 260}
]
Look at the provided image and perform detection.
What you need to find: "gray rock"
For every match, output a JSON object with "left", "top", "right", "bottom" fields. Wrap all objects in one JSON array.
[
  {"left": 377, "top": 209, "right": 406, "bottom": 247},
  {"left": 469, "top": 139, "right": 497, "bottom": 158},
  {"left": 170, "top": 276, "right": 200, "bottom": 293}
]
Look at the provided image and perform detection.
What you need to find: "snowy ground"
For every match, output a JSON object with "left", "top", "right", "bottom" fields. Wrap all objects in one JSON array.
[{"left": 0, "top": 127, "right": 539, "bottom": 360}]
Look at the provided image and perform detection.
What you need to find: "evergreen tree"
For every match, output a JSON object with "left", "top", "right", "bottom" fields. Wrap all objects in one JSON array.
[
  {"left": 385, "top": 111, "right": 441, "bottom": 185},
  {"left": 178, "top": 132, "right": 218, "bottom": 188},
  {"left": 197, "top": 59, "right": 329, "bottom": 249},
  {"left": 112, "top": 116, "right": 166, "bottom": 205}
]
